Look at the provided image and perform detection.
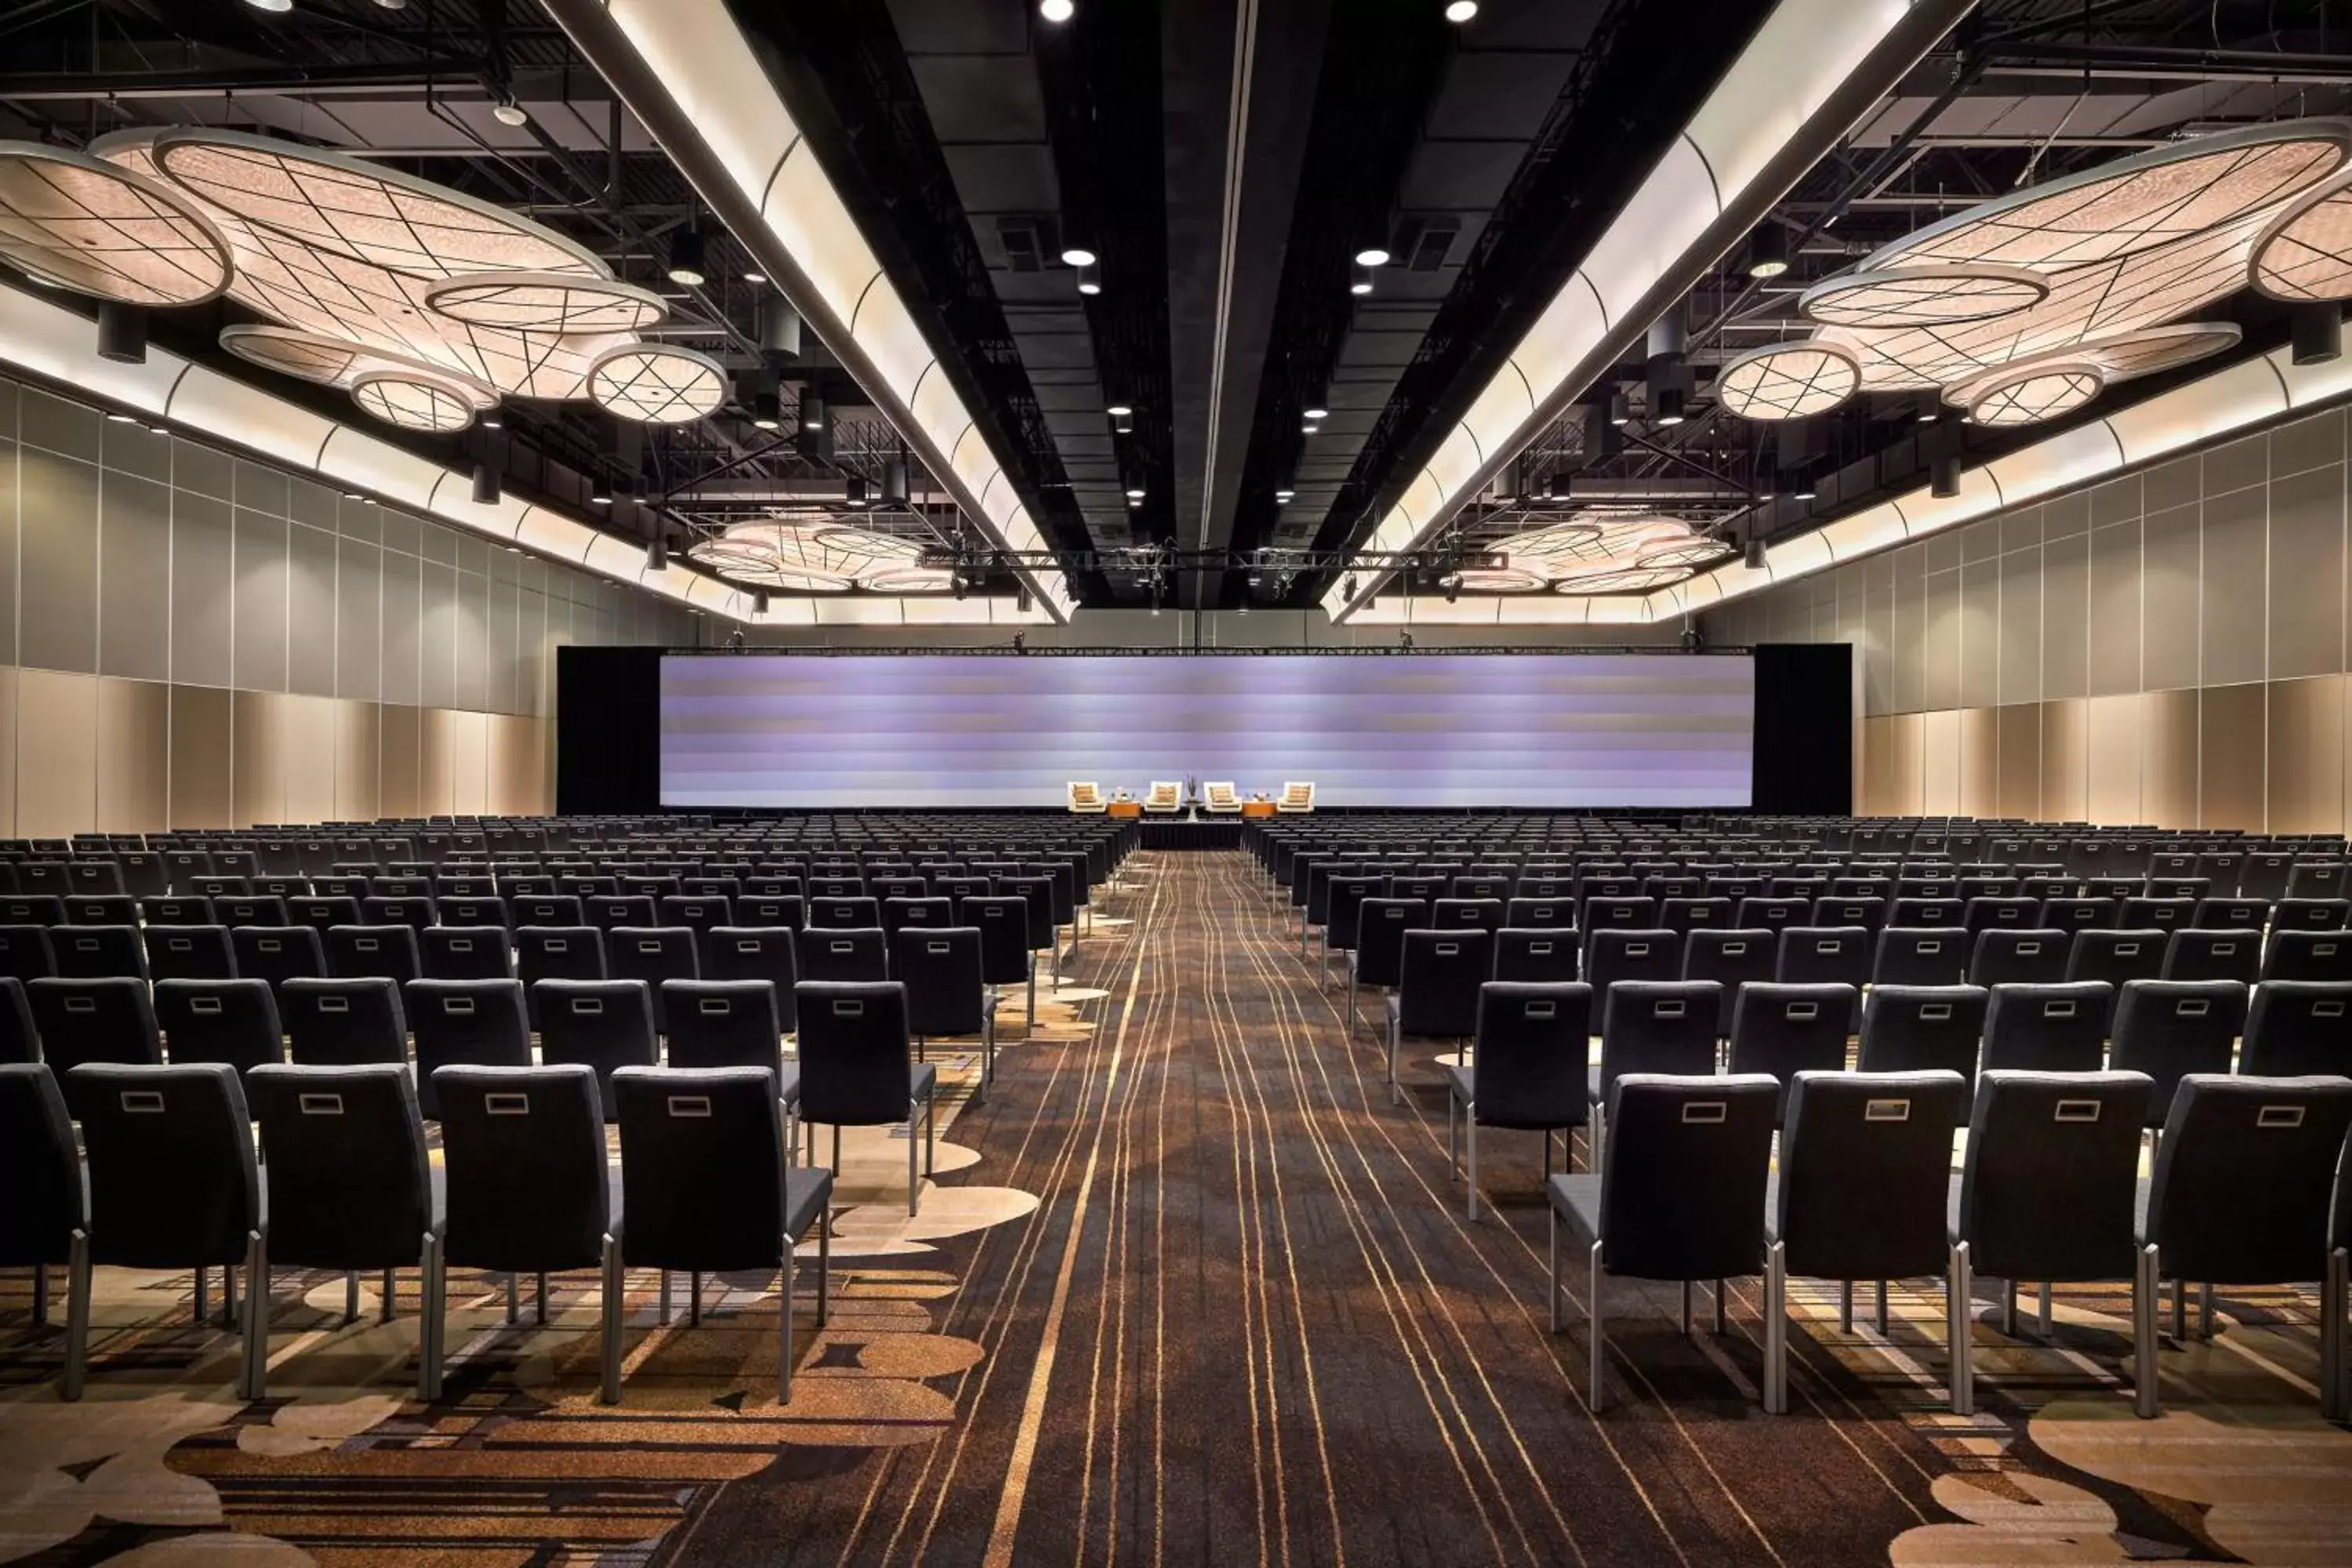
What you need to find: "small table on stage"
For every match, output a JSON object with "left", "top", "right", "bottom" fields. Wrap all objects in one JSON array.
[
  {"left": 1140, "top": 818, "right": 1243, "bottom": 850},
  {"left": 1106, "top": 801, "right": 1142, "bottom": 818},
  {"left": 1241, "top": 801, "right": 1276, "bottom": 818}
]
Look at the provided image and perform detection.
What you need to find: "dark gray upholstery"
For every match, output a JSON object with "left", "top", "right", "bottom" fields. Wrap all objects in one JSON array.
[
  {"left": 1444, "top": 981, "right": 1594, "bottom": 1218},
  {"left": 1872, "top": 926, "right": 1969, "bottom": 987},
  {"left": 1776, "top": 1069, "right": 1969, "bottom": 1283},
  {"left": 2109, "top": 980, "right": 2248, "bottom": 1127},
  {"left": 2262, "top": 929, "right": 2352, "bottom": 982},
  {"left": 0, "top": 1062, "right": 81, "bottom": 1272},
  {"left": 2143, "top": 1075, "right": 2352, "bottom": 1284},
  {"left": 1980, "top": 982, "right": 2112, "bottom": 1074},
  {"left": 407, "top": 979, "right": 532, "bottom": 1119},
  {"left": 248, "top": 1062, "right": 435, "bottom": 1272},
  {"left": 51, "top": 924, "right": 146, "bottom": 980},
  {"left": 795, "top": 980, "right": 935, "bottom": 1214},
  {"left": 421, "top": 926, "right": 513, "bottom": 981},
  {"left": 434, "top": 1062, "right": 611, "bottom": 1276},
  {"left": 2161, "top": 927, "right": 2261, "bottom": 986},
  {"left": 281, "top": 977, "right": 408, "bottom": 1067},
  {"left": 1682, "top": 927, "right": 1775, "bottom": 1035},
  {"left": 1727, "top": 982, "right": 1857, "bottom": 1123},
  {"left": 535, "top": 978, "right": 658, "bottom": 1121},
  {"left": 30, "top": 978, "right": 162, "bottom": 1113},
  {"left": 1857, "top": 984, "right": 1988, "bottom": 1080},
  {"left": 327, "top": 924, "right": 423, "bottom": 985},
  {"left": 232, "top": 926, "right": 328, "bottom": 989},
  {"left": 0, "top": 976, "right": 39, "bottom": 1063},
  {"left": 2241, "top": 981, "right": 2352, "bottom": 1079},
  {"left": 154, "top": 979, "right": 283, "bottom": 1075},
  {"left": 1492, "top": 927, "right": 1579, "bottom": 984},
  {"left": 797, "top": 926, "right": 888, "bottom": 985},
  {"left": 608, "top": 927, "right": 701, "bottom": 1032},
  {"left": 1955, "top": 1069, "right": 2151, "bottom": 1285},
  {"left": 705, "top": 927, "right": 800, "bottom": 1035},
  {"left": 1592, "top": 980, "right": 1722, "bottom": 1136},
  {"left": 143, "top": 924, "right": 235, "bottom": 982}
]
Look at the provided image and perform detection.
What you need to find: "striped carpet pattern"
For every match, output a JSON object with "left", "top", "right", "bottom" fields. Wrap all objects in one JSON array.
[{"left": 4, "top": 848, "right": 2347, "bottom": 1566}]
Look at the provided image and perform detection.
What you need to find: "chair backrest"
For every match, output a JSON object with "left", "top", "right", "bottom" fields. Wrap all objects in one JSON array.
[
  {"left": 1776, "top": 1069, "right": 1969, "bottom": 1281},
  {"left": 2262, "top": 927, "right": 2352, "bottom": 982},
  {"left": 1278, "top": 782, "right": 1315, "bottom": 812},
  {"left": 1856, "top": 983, "right": 1989, "bottom": 1079},
  {"left": 1597, "top": 1074, "right": 1778, "bottom": 1282},
  {"left": 2063, "top": 926, "right": 2165, "bottom": 1023},
  {"left": 510, "top": 893, "right": 586, "bottom": 928},
  {"left": 1145, "top": 782, "right": 1182, "bottom": 811},
  {"left": 608, "top": 927, "right": 702, "bottom": 1029},
  {"left": 1204, "top": 782, "right": 1240, "bottom": 811},
  {"left": 1351, "top": 898, "right": 1426, "bottom": 989},
  {"left": 1596, "top": 980, "right": 1722, "bottom": 1109},
  {"left": 1680, "top": 927, "right": 1775, "bottom": 1036},
  {"left": 892, "top": 927, "right": 987, "bottom": 1036},
  {"left": 279, "top": 975, "right": 408, "bottom": 1066},
  {"left": 1068, "top": 781, "right": 1105, "bottom": 811},
  {"left": 586, "top": 894, "right": 659, "bottom": 930},
  {"left": 795, "top": 980, "right": 913, "bottom": 1126},
  {"left": 1492, "top": 927, "right": 1580, "bottom": 985},
  {"left": 1956, "top": 1069, "right": 2151, "bottom": 1282},
  {"left": 71, "top": 1061, "right": 259, "bottom": 1267},
  {"left": 2110, "top": 979, "right": 2248, "bottom": 1127},
  {"left": 1583, "top": 895, "right": 1659, "bottom": 932},
  {"left": 327, "top": 924, "right": 422, "bottom": 984},
  {"left": 27, "top": 977, "right": 162, "bottom": 1098},
  {"left": 2161, "top": 926, "right": 2261, "bottom": 985},
  {"left": 1395, "top": 928, "right": 1493, "bottom": 1037},
  {"left": 797, "top": 925, "right": 889, "bottom": 985},
  {"left": 2241, "top": 980, "right": 2352, "bottom": 1076},
  {"left": 0, "top": 924, "right": 56, "bottom": 983},
  {"left": 51, "top": 924, "right": 147, "bottom": 980},
  {"left": 1968, "top": 927, "right": 2070, "bottom": 988},
  {"left": 0, "top": 1062, "right": 82, "bottom": 1265},
  {"left": 2145, "top": 1074, "right": 2352, "bottom": 1284},
  {"left": 1774, "top": 925, "right": 1871, "bottom": 992},
  {"left": 420, "top": 925, "right": 512, "bottom": 981},
  {"left": 2274, "top": 896, "right": 2352, "bottom": 932},
  {"left": 881, "top": 896, "right": 955, "bottom": 938},
  {"left": 0, "top": 976, "right": 36, "bottom": 1065},
  {"left": 405, "top": 978, "right": 532, "bottom": 1118},
  {"left": 140, "top": 924, "right": 234, "bottom": 982},
  {"left": 705, "top": 927, "right": 800, "bottom": 1034},
  {"left": 1726, "top": 982, "right": 1857, "bottom": 1121},
  {"left": 154, "top": 978, "right": 283, "bottom": 1075},
  {"left": 809, "top": 895, "right": 883, "bottom": 931},
  {"left": 1468, "top": 982, "right": 1592, "bottom": 1129},
  {"left": 661, "top": 979, "right": 785, "bottom": 1074},
  {"left": 1584, "top": 927, "right": 1683, "bottom": 1000},
  {"left": 533, "top": 978, "right": 659, "bottom": 1119},
  {"left": 248, "top": 1062, "right": 431, "bottom": 1269},
  {"left": 435, "top": 1063, "right": 610, "bottom": 1272},
  {"left": 612, "top": 1066, "right": 788, "bottom": 1271},
  {"left": 1980, "top": 981, "right": 2111, "bottom": 1074}
]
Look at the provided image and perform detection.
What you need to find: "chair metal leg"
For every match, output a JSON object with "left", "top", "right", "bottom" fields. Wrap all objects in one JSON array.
[
  {"left": 346, "top": 1271, "right": 360, "bottom": 1325},
  {"left": 506, "top": 1273, "right": 519, "bottom": 1325},
  {"left": 1839, "top": 1280, "right": 1853, "bottom": 1332},
  {"left": 598, "top": 1236, "right": 622, "bottom": 1405},
  {"left": 909, "top": 1108, "right": 921, "bottom": 1219},
  {"left": 2001, "top": 1280, "right": 2018, "bottom": 1338},
  {"left": 2171, "top": 1275, "right": 2187, "bottom": 1342},
  {"left": 831, "top": 1124, "right": 841, "bottom": 1175},
  {"left": 1713, "top": 1280, "right": 1726, "bottom": 1336},
  {"left": 1387, "top": 1018, "right": 1400, "bottom": 1105},
  {"left": 1446, "top": 1091, "right": 1457, "bottom": 1181},
  {"left": 222, "top": 1261, "right": 238, "bottom": 1330},
  {"left": 536, "top": 1271, "right": 548, "bottom": 1326},
  {"left": 31, "top": 1262, "right": 47, "bottom": 1329},
  {"left": 1763, "top": 1243, "right": 1788, "bottom": 1414},
  {"left": 1680, "top": 1280, "right": 1693, "bottom": 1336},
  {"left": 779, "top": 1247, "right": 796, "bottom": 1406},
  {"left": 689, "top": 1270, "right": 702, "bottom": 1327},
  {"left": 817, "top": 1214, "right": 831, "bottom": 1327},
  {"left": 1588, "top": 1241, "right": 1608, "bottom": 1413},
  {"left": 2038, "top": 1282, "right": 2054, "bottom": 1340},
  {"left": 240, "top": 1231, "right": 268, "bottom": 1404},
  {"left": 381, "top": 1267, "right": 396, "bottom": 1323},
  {"left": 659, "top": 1269, "right": 672, "bottom": 1324},
  {"left": 2198, "top": 1280, "right": 2215, "bottom": 1339},
  {"left": 1346, "top": 969, "right": 1358, "bottom": 1040},
  {"left": 1947, "top": 1241, "right": 1973, "bottom": 1417},
  {"left": 195, "top": 1265, "right": 209, "bottom": 1326},
  {"left": 416, "top": 1237, "right": 441, "bottom": 1401},
  {"left": 2323, "top": 1247, "right": 2347, "bottom": 1422},
  {"left": 1548, "top": 1207, "right": 1561, "bottom": 1334},
  {"left": 1027, "top": 961, "right": 1036, "bottom": 1026},
  {"left": 2135, "top": 1243, "right": 2161, "bottom": 1419},
  {"left": 925, "top": 1095, "right": 935, "bottom": 1176},
  {"left": 1465, "top": 1112, "right": 1479, "bottom": 1222},
  {"left": 62, "top": 1230, "right": 89, "bottom": 1401},
  {"left": 1875, "top": 1280, "right": 1889, "bottom": 1335}
]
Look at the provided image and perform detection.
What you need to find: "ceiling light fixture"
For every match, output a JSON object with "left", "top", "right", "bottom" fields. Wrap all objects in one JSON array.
[
  {"left": 844, "top": 474, "right": 869, "bottom": 507},
  {"left": 1303, "top": 399, "right": 1330, "bottom": 420},
  {"left": 590, "top": 474, "right": 613, "bottom": 506},
  {"left": 1106, "top": 402, "right": 1133, "bottom": 417},
  {"left": 1653, "top": 387, "right": 1686, "bottom": 425},
  {"left": 1125, "top": 485, "right": 1145, "bottom": 500},
  {"left": 492, "top": 96, "right": 529, "bottom": 129},
  {"left": 481, "top": 408, "right": 503, "bottom": 430},
  {"left": 471, "top": 460, "right": 501, "bottom": 505},
  {"left": 95, "top": 303, "right": 147, "bottom": 365},
  {"left": 1931, "top": 455, "right": 1962, "bottom": 499},
  {"left": 1060, "top": 245, "right": 1096, "bottom": 268},
  {"left": 104, "top": 410, "right": 137, "bottom": 424},
  {"left": 1302, "top": 419, "right": 1320, "bottom": 434},
  {"left": 759, "top": 297, "right": 801, "bottom": 360},
  {"left": 1344, "top": 573, "right": 1358, "bottom": 600},
  {"left": 753, "top": 589, "right": 771, "bottom": 614},
  {"left": 2291, "top": 302, "right": 2342, "bottom": 366},
  {"left": 882, "top": 455, "right": 909, "bottom": 506},
  {"left": 751, "top": 387, "right": 781, "bottom": 430},
  {"left": 1113, "top": 411, "right": 1134, "bottom": 434},
  {"left": 1040, "top": 0, "right": 1076, "bottom": 22},
  {"left": 1275, "top": 487, "right": 1295, "bottom": 503},
  {"left": 743, "top": 269, "right": 767, "bottom": 285},
  {"left": 242, "top": 0, "right": 292, "bottom": 11},
  {"left": 1350, "top": 263, "right": 1374, "bottom": 296},
  {"left": 1076, "top": 262, "right": 1101, "bottom": 296},
  {"left": 1744, "top": 224, "right": 1789, "bottom": 279},
  {"left": 1745, "top": 532, "right": 1768, "bottom": 570},
  {"left": 666, "top": 224, "right": 707, "bottom": 288},
  {"left": 646, "top": 532, "right": 669, "bottom": 572},
  {"left": 1353, "top": 232, "right": 1392, "bottom": 269},
  {"left": 798, "top": 390, "right": 826, "bottom": 432},
  {"left": 1444, "top": 0, "right": 1479, "bottom": 19},
  {"left": 1608, "top": 389, "right": 1630, "bottom": 427}
]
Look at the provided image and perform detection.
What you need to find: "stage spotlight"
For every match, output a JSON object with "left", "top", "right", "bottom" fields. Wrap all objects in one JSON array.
[
  {"left": 1745, "top": 224, "right": 1789, "bottom": 279},
  {"left": 666, "top": 224, "right": 707, "bottom": 288},
  {"left": 1931, "top": 455, "right": 1962, "bottom": 499},
  {"left": 471, "top": 461, "right": 499, "bottom": 506},
  {"left": 96, "top": 303, "right": 147, "bottom": 365},
  {"left": 2292, "top": 303, "right": 2342, "bottom": 366}
]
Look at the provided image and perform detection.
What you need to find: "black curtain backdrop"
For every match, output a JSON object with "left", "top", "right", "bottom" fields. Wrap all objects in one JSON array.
[
  {"left": 1751, "top": 642, "right": 1853, "bottom": 815},
  {"left": 555, "top": 645, "right": 664, "bottom": 815}
]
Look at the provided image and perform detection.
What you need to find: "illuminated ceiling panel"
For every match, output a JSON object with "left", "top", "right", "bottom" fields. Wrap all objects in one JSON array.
[
  {"left": 0, "top": 141, "right": 230, "bottom": 307},
  {"left": 2252, "top": 173, "right": 2352, "bottom": 301},
  {"left": 350, "top": 370, "right": 482, "bottom": 434},
  {"left": 424, "top": 272, "right": 670, "bottom": 334},
  {"left": 587, "top": 343, "right": 728, "bottom": 424},
  {"left": 1798, "top": 263, "right": 2047, "bottom": 327},
  {"left": 1715, "top": 340, "right": 1862, "bottom": 419},
  {"left": 1962, "top": 363, "right": 2103, "bottom": 427},
  {"left": 686, "top": 517, "right": 943, "bottom": 593}
]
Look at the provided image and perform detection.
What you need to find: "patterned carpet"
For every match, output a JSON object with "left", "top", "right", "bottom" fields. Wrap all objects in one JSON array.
[{"left": 3, "top": 850, "right": 2348, "bottom": 1566}]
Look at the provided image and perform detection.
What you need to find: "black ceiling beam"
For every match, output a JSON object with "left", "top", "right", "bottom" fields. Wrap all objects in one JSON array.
[{"left": 0, "top": 60, "right": 486, "bottom": 97}]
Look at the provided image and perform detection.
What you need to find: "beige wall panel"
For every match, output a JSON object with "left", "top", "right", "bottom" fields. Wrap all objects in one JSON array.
[
  {"left": 2041, "top": 699, "right": 2089, "bottom": 824},
  {"left": 230, "top": 689, "right": 286, "bottom": 828},
  {"left": 1920, "top": 709, "right": 1961, "bottom": 815},
  {"left": 2198, "top": 681, "right": 2267, "bottom": 831},
  {"left": 93, "top": 677, "right": 170, "bottom": 832},
  {"left": 168, "top": 685, "right": 233, "bottom": 828},
  {"left": 2267, "top": 675, "right": 2347, "bottom": 835},
  {"left": 488, "top": 714, "right": 550, "bottom": 815},
  {"left": 1957, "top": 707, "right": 1999, "bottom": 818},
  {"left": 379, "top": 703, "right": 421, "bottom": 821},
  {"left": 1859, "top": 717, "right": 1896, "bottom": 815},
  {"left": 0, "top": 667, "right": 17, "bottom": 836},
  {"left": 1885, "top": 712, "right": 1925, "bottom": 816},
  {"left": 2083, "top": 694, "right": 2145, "bottom": 826},
  {"left": 16, "top": 668, "right": 96, "bottom": 837},
  {"left": 281, "top": 695, "right": 340, "bottom": 826},
  {"left": 1995, "top": 703, "right": 2041, "bottom": 819},
  {"left": 2142, "top": 687, "right": 2201, "bottom": 830},
  {"left": 416, "top": 707, "right": 456, "bottom": 816},
  {"left": 446, "top": 709, "right": 489, "bottom": 816},
  {"left": 334, "top": 702, "right": 380, "bottom": 823}
]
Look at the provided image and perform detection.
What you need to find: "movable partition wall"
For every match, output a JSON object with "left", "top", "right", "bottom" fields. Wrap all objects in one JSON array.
[{"left": 559, "top": 645, "right": 1851, "bottom": 816}]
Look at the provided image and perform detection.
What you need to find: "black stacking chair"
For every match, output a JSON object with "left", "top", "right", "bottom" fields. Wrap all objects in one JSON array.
[
  {"left": 1764, "top": 1069, "right": 1972, "bottom": 1413},
  {"left": 996, "top": 876, "right": 1058, "bottom": 1007},
  {"left": 1493, "top": 927, "right": 1579, "bottom": 985},
  {"left": 154, "top": 979, "right": 282, "bottom": 1076},
  {"left": 1347, "top": 897, "right": 1426, "bottom": 1040},
  {"left": 0, "top": 925, "right": 56, "bottom": 984},
  {"left": 1590, "top": 980, "right": 1722, "bottom": 1167},
  {"left": 430, "top": 1063, "right": 615, "bottom": 1385},
  {"left": 2137, "top": 1074, "right": 2352, "bottom": 1417},
  {"left": 1446, "top": 982, "right": 1592, "bottom": 1219},
  {"left": 29, "top": 978, "right": 162, "bottom": 1114},
  {"left": 1948, "top": 1069, "right": 2154, "bottom": 1417},
  {"left": 2119, "top": 896, "right": 2194, "bottom": 931},
  {"left": 585, "top": 895, "right": 658, "bottom": 932},
  {"left": 1727, "top": 982, "right": 1857, "bottom": 1125},
  {"left": 51, "top": 924, "right": 147, "bottom": 980},
  {"left": 245, "top": 1062, "right": 439, "bottom": 1397},
  {"left": 607, "top": 1065, "right": 833, "bottom": 1404},
  {"left": 420, "top": 926, "right": 510, "bottom": 981},
  {"left": 280, "top": 977, "right": 408, "bottom": 1066},
  {"left": 1433, "top": 897, "right": 1506, "bottom": 937},
  {"left": 327, "top": 924, "right": 423, "bottom": 985},
  {"left": 435, "top": 895, "right": 509, "bottom": 933},
  {"left": 1547, "top": 1073, "right": 1778, "bottom": 1412},
  {"left": 881, "top": 895, "right": 954, "bottom": 939},
  {"left": 706, "top": 927, "right": 800, "bottom": 1036},
  {"left": 2109, "top": 980, "right": 2248, "bottom": 1129},
  {"left": 1324, "top": 874, "right": 1388, "bottom": 982},
  {"left": 1583, "top": 928, "right": 1682, "bottom": 1010},
  {"left": 1773, "top": 926, "right": 1867, "bottom": 1029},
  {"left": 2194, "top": 896, "right": 2271, "bottom": 931},
  {"left": 2274, "top": 896, "right": 2352, "bottom": 932},
  {"left": 1980, "top": 982, "right": 2111, "bottom": 1074},
  {"left": 288, "top": 895, "right": 360, "bottom": 943},
  {"left": 1682, "top": 928, "right": 1775, "bottom": 1036},
  {"left": 2241, "top": 981, "right": 2351, "bottom": 1076},
  {"left": 516, "top": 925, "right": 607, "bottom": 1021},
  {"left": 511, "top": 894, "right": 586, "bottom": 929},
  {"left": 2, "top": 895, "right": 68, "bottom": 927},
  {"left": 798, "top": 926, "right": 887, "bottom": 985},
  {"left": 1507, "top": 896, "right": 1575, "bottom": 931},
  {"left": 661, "top": 978, "right": 801, "bottom": 1153},
  {"left": 361, "top": 895, "right": 434, "bottom": 939},
  {"left": 894, "top": 927, "right": 995, "bottom": 1093},
  {"left": 796, "top": 981, "right": 937, "bottom": 1216},
  {"left": 958, "top": 895, "right": 1033, "bottom": 1022},
  {"left": 2065, "top": 928, "right": 2166, "bottom": 1030},
  {"left": 1856, "top": 984, "right": 1989, "bottom": 1080},
  {"left": 1, "top": 1062, "right": 82, "bottom": 1330},
  {"left": 65, "top": 895, "right": 140, "bottom": 927},
  {"left": 1386, "top": 928, "right": 1493, "bottom": 1104},
  {"left": 809, "top": 895, "right": 882, "bottom": 931},
  {"left": 2159, "top": 927, "right": 2260, "bottom": 988},
  {"left": 0, "top": 978, "right": 37, "bottom": 1063},
  {"left": 1968, "top": 927, "right": 2069, "bottom": 988},
  {"left": 64, "top": 1062, "right": 262, "bottom": 1399},
  {"left": 406, "top": 979, "right": 531, "bottom": 1120},
  {"left": 1583, "top": 895, "right": 1657, "bottom": 933},
  {"left": 2265, "top": 927, "right": 2352, "bottom": 982},
  {"left": 535, "top": 979, "right": 659, "bottom": 1120},
  {"left": 608, "top": 927, "right": 700, "bottom": 1033}
]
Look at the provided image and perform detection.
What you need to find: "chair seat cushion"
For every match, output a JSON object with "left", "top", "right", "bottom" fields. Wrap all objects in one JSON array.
[
  {"left": 782, "top": 1167, "right": 833, "bottom": 1242},
  {"left": 1548, "top": 1173, "right": 1603, "bottom": 1243}
]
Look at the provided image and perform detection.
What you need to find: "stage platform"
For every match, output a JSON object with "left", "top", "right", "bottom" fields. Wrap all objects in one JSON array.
[{"left": 1139, "top": 819, "right": 1245, "bottom": 850}]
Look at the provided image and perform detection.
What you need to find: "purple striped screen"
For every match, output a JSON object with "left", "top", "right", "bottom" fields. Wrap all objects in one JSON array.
[{"left": 659, "top": 653, "right": 1755, "bottom": 808}]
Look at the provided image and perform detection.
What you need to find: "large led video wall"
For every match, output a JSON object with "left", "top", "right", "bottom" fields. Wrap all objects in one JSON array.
[{"left": 659, "top": 652, "right": 1755, "bottom": 808}]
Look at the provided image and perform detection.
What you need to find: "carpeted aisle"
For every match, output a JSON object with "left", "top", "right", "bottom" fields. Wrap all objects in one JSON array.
[{"left": 4, "top": 849, "right": 2348, "bottom": 1566}]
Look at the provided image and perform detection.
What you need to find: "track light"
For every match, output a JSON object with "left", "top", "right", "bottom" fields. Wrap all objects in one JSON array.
[
  {"left": 2292, "top": 303, "right": 2342, "bottom": 366},
  {"left": 1040, "top": 0, "right": 1075, "bottom": 21},
  {"left": 1653, "top": 387, "right": 1686, "bottom": 426},
  {"left": 666, "top": 224, "right": 706, "bottom": 288},
  {"left": 1931, "top": 455, "right": 1962, "bottom": 499},
  {"left": 646, "top": 532, "right": 668, "bottom": 572},
  {"left": 1076, "top": 262, "right": 1101, "bottom": 296},
  {"left": 1745, "top": 224, "right": 1789, "bottom": 279},
  {"left": 751, "top": 387, "right": 781, "bottom": 430},
  {"left": 1350, "top": 263, "right": 1374, "bottom": 296},
  {"left": 96, "top": 303, "right": 147, "bottom": 365},
  {"left": 882, "top": 455, "right": 908, "bottom": 506},
  {"left": 1745, "top": 532, "right": 1768, "bottom": 570},
  {"left": 759, "top": 297, "right": 801, "bottom": 359},
  {"left": 753, "top": 589, "right": 771, "bottom": 614},
  {"left": 844, "top": 474, "right": 869, "bottom": 507},
  {"left": 471, "top": 461, "right": 500, "bottom": 506},
  {"left": 1060, "top": 245, "right": 1096, "bottom": 267},
  {"left": 798, "top": 391, "right": 826, "bottom": 433}
]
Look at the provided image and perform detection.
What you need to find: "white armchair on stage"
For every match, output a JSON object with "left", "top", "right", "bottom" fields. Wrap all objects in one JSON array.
[
  {"left": 1066, "top": 782, "right": 1109, "bottom": 813},
  {"left": 1143, "top": 782, "right": 1184, "bottom": 815},
  {"left": 1203, "top": 782, "right": 1243, "bottom": 815},
  {"left": 1276, "top": 781, "right": 1316, "bottom": 814}
]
